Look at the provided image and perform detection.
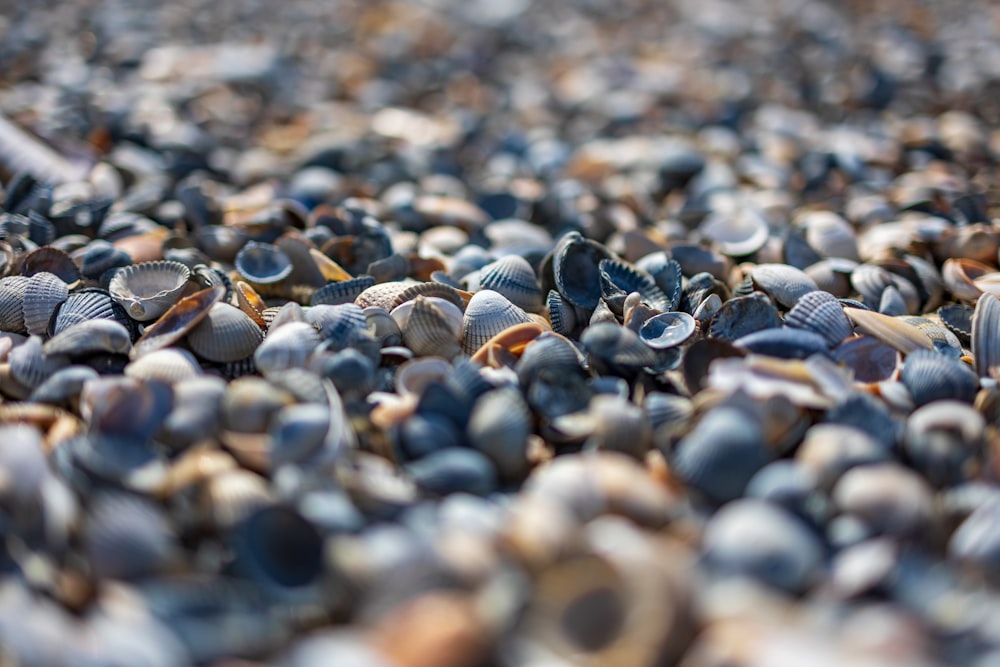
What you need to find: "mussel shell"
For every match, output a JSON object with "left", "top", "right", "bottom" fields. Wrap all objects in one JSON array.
[
  {"left": 22, "top": 271, "right": 68, "bottom": 336},
  {"left": 108, "top": 260, "right": 191, "bottom": 322},
  {"left": 235, "top": 241, "right": 293, "bottom": 284},
  {"left": 186, "top": 303, "right": 265, "bottom": 363},
  {"left": 131, "top": 285, "right": 225, "bottom": 359}
]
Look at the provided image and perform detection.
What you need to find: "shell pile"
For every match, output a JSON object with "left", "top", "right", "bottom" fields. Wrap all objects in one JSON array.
[{"left": 4, "top": 1, "right": 1000, "bottom": 666}]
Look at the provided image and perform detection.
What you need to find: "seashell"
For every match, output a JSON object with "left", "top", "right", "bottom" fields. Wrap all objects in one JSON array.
[
  {"left": 310, "top": 275, "right": 376, "bottom": 307},
  {"left": 232, "top": 504, "right": 324, "bottom": 591},
  {"left": 269, "top": 402, "right": 334, "bottom": 470},
  {"left": 9, "top": 335, "right": 67, "bottom": 389},
  {"left": 699, "top": 207, "right": 770, "bottom": 257},
  {"left": 189, "top": 264, "right": 233, "bottom": 301},
  {"left": 467, "top": 386, "right": 531, "bottom": 481},
  {"left": 669, "top": 243, "right": 730, "bottom": 280},
  {"left": 84, "top": 491, "right": 176, "bottom": 581},
  {"left": 470, "top": 321, "right": 545, "bottom": 368},
  {"left": 108, "top": 260, "right": 191, "bottom": 322},
  {"left": 354, "top": 281, "right": 417, "bottom": 310},
  {"left": 804, "top": 257, "right": 856, "bottom": 298},
  {"left": 0, "top": 275, "right": 30, "bottom": 333},
  {"left": 254, "top": 321, "right": 321, "bottom": 374},
  {"left": 745, "top": 460, "right": 823, "bottom": 523},
  {"left": 948, "top": 498, "right": 1000, "bottom": 579},
  {"left": 187, "top": 303, "right": 264, "bottom": 363},
  {"left": 832, "top": 463, "right": 934, "bottom": 539},
  {"left": 672, "top": 406, "right": 772, "bottom": 504},
  {"left": 125, "top": 348, "right": 203, "bottom": 383},
  {"left": 934, "top": 223, "right": 1000, "bottom": 265},
  {"left": 904, "top": 401, "right": 984, "bottom": 488},
  {"left": 733, "top": 327, "right": 831, "bottom": 360},
  {"left": 901, "top": 316, "right": 963, "bottom": 357},
  {"left": 795, "top": 423, "right": 891, "bottom": 490},
  {"left": 581, "top": 322, "right": 658, "bottom": 375},
  {"left": 313, "top": 348, "right": 377, "bottom": 402},
  {"left": 131, "top": 285, "right": 224, "bottom": 359},
  {"left": 461, "top": 290, "right": 533, "bottom": 355},
  {"left": 942, "top": 257, "right": 991, "bottom": 302},
  {"left": 158, "top": 376, "right": 227, "bottom": 448},
  {"left": 267, "top": 301, "right": 307, "bottom": 331},
  {"left": 900, "top": 349, "right": 979, "bottom": 407},
  {"left": 973, "top": 292, "right": 1000, "bottom": 379},
  {"left": 364, "top": 306, "right": 402, "bottom": 346},
  {"left": 749, "top": 263, "right": 818, "bottom": 309},
  {"left": 598, "top": 258, "right": 670, "bottom": 312},
  {"left": 938, "top": 303, "right": 973, "bottom": 347},
  {"left": 550, "top": 231, "right": 614, "bottom": 309},
  {"left": 50, "top": 288, "right": 138, "bottom": 340},
  {"left": 234, "top": 280, "right": 268, "bottom": 328},
  {"left": 638, "top": 312, "right": 696, "bottom": 349},
  {"left": 401, "top": 296, "right": 462, "bottom": 359},
  {"left": 843, "top": 307, "right": 933, "bottom": 354},
  {"left": 799, "top": 210, "right": 859, "bottom": 261},
  {"left": 234, "top": 241, "right": 293, "bottom": 284},
  {"left": 877, "top": 284, "right": 908, "bottom": 316},
  {"left": 43, "top": 319, "right": 131, "bottom": 357},
  {"left": 832, "top": 336, "right": 899, "bottom": 383},
  {"left": 391, "top": 281, "right": 467, "bottom": 312},
  {"left": 478, "top": 255, "right": 542, "bottom": 313},
  {"left": 702, "top": 498, "right": 824, "bottom": 593},
  {"left": 306, "top": 303, "right": 368, "bottom": 347},
  {"left": 707, "top": 291, "right": 782, "bottom": 342},
  {"left": 194, "top": 225, "right": 248, "bottom": 262},
  {"left": 396, "top": 357, "right": 452, "bottom": 397},
  {"left": 405, "top": 447, "right": 499, "bottom": 496},
  {"left": 635, "top": 252, "right": 683, "bottom": 311},
  {"left": 784, "top": 290, "right": 854, "bottom": 347},
  {"left": 546, "top": 289, "right": 578, "bottom": 336},
  {"left": 29, "top": 364, "right": 99, "bottom": 406},
  {"left": 20, "top": 246, "right": 81, "bottom": 284},
  {"left": 515, "top": 331, "right": 586, "bottom": 386},
  {"left": 276, "top": 231, "right": 327, "bottom": 288},
  {"left": 201, "top": 468, "right": 273, "bottom": 531},
  {"left": 555, "top": 394, "right": 653, "bottom": 459},
  {"left": 22, "top": 271, "right": 68, "bottom": 335}
]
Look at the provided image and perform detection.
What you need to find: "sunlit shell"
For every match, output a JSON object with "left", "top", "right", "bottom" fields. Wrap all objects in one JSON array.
[
  {"left": 234, "top": 241, "right": 293, "bottom": 284},
  {"left": 832, "top": 336, "right": 899, "bottom": 383},
  {"left": 50, "top": 288, "right": 136, "bottom": 340},
  {"left": 546, "top": 289, "right": 578, "bottom": 336},
  {"left": 749, "top": 264, "right": 818, "bottom": 309},
  {"left": 108, "top": 260, "right": 191, "bottom": 322},
  {"left": 234, "top": 280, "right": 268, "bottom": 328},
  {"left": 707, "top": 291, "right": 782, "bottom": 342},
  {"left": 354, "top": 281, "right": 419, "bottom": 310},
  {"left": 843, "top": 307, "right": 933, "bottom": 355},
  {"left": 130, "top": 286, "right": 225, "bottom": 359},
  {"left": 395, "top": 357, "right": 452, "bottom": 396},
  {"left": 784, "top": 290, "right": 854, "bottom": 347},
  {"left": 551, "top": 231, "right": 615, "bottom": 309},
  {"left": 254, "top": 321, "right": 321, "bottom": 374},
  {"left": 22, "top": 271, "right": 69, "bottom": 336},
  {"left": 461, "top": 290, "right": 533, "bottom": 355},
  {"left": 942, "top": 257, "right": 991, "bottom": 302},
  {"left": 639, "top": 312, "right": 696, "bottom": 349},
  {"left": 306, "top": 303, "right": 368, "bottom": 346},
  {"left": 799, "top": 210, "right": 859, "bottom": 261},
  {"left": 401, "top": 296, "right": 462, "bottom": 359},
  {"left": 0, "top": 275, "right": 30, "bottom": 333},
  {"left": 43, "top": 319, "right": 132, "bottom": 357},
  {"left": 900, "top": 349, "right": 979, "bottom": 407},
  {"left": 125, "top": 348, "right": 203, "bottom": 383},
  {"left": 186, "top": 303, "right": 265, "bottom": 363},
  {"left": 478, "top": 255, "right": 542, "bottom": 313}
]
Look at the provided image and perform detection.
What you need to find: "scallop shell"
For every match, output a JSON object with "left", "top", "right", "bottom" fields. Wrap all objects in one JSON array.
[
  {"left": 125, "top": 348, "right": 203, "bottom": 383},
  {"left": 9, "top": 335, "right": 67, "bottom": 389},
  {"left": 43, "top": 319, "right": 132, "bottom": 357},
  {"left": 784, "top": 290, "right": 854, "bottom": 347},
  {"left": 234, "top": 241, "right": 293, "bottom": 284},
  {"left": 310, "top": 275, "right": 377, "bottom": 307},
  {"left": 461, "top": 290, "right": 533, "bottom": 355},
  {"left": 354, "top": 281, "right": 419, "bottom": 310},
  {"left": 254, "top": 321, "right": 321, "bottom": 374},
  {"left": 186, "top": 303, "right": 265, "bottom": 363},
  {"left": 401, "top": 296, "right": 462, "bottom": 359},
  {"left": 478, "top": 255, "right": 542, "bottom": 313},
  {"left": 306, "top": 304, "right": 368, "bottom": 346},
  {"left": 108, "top": 260, "right": 191, "bottom": 322},
  {"left": 749, "top": 263, "right": 819, "bottom": 309},
  {"left": 50, "top": 288, "right": 137, "bottom": 340},
  {"left": 22, "top": 271, "right": 69, "bottom": 336},
  {"left": 131, "top": 285, "right": 225, "bottom": 359},
  {"left": 900, "top": 349, "right": 979, "bottom": 407},
  {"left": 0, "top": 275, "right": 30, "bottom": 333},
  {"left": 639, "top": 312, "right": 696, "bottom": 349}
]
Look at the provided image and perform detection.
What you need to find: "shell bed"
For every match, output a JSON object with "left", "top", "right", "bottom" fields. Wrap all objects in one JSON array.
[{"left": 1, "top": 1, "right": 1000, "bottom": 666}]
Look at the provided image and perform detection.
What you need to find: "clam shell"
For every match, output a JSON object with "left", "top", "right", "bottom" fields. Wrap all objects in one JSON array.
[
  {"left": 901, "top": 316, "right": 963, "bottom": 357},
  {"left": 900, "top": 349, "right": 979, "bottom": 407},
  {"left": 516, "top": 331, "right": 587, "bottom": 387},
  {"left": 478, "top": 255, "right": 542, "bottom": 313},
  {"left": 131, "top": 285, "right": 225, "bottom": 359},
  {"left": 832, "top": 336, "right": 899, "bottom": 383},
  {"left": 551, "top": 231, "right": 614, "bottom": 309},
  {"left": 942, "top": 257, "right": 990, "bottom": 302},
  {"left": 546, "top": 289, "right": 578, "bottom": 336},
  {"left": 804, "top": 257, "right": 856, "bottom": 298},
  {"left": 9, "top": 335, "right": 67, "bottom": 389},
  {"left": 22, "top": 271, "right": 68, "bottom": 335},
  {"left": 50, "top": 288, "right": 137, "bottom": 340},
  {"left": 973, "top": 292, "right": 1000, "bottom": 379},
  {"left": 74, "top": 240, "right": 131, "bottom": 281},
  {"left": 467, "top": 386, "right": 531, "bottom": 481},
  {"left": 0, "top": 275, "right": 29, "bottom": 333},
  {"left": 784, "top": 290, "right": 854, "bottom": 347},
  {"left": 20, "top": 246, "right": 82, "bottom": 283},
  {"left": 306, "top": 304, "right": 367, "bottom": 346},
  {"left": 108, "top": 260, "right": 191, "bottom": 322},
  {"left": 310, "top": 275, "right": 376, "bottom": 307},
  {"left": 202, "top": 469, "right": 273, "bottom": 530},
  {"left": 598, "top": 258, "right": 671, "bottom": 312},
  {"left": 187, "top": 303, "right": 265, "bottom": 363},
  {"left": 125, "top": 348, "right": 203, "bottom": 383},
  {"left": 843, "top": 307, "right": 934, "bottom": 354},
  {"left": 390, "top": 282, "right": 467, "bottom": 312},
  {"left": 29, "top": 364, "right": 99, "bottom": 405},
  {"left": 401, "top": 296, "right": 462, "bottom": 359},
  {"left": 254, "top": 321, "right": 321, "bottom": 374},
  {"left": 234, "top": 241, "right": 293, "bottom": 284},
  {"left": 43, "top": 319, "right": 132, "bottom": 357},
  {"left": 581, "top": 321, "right": 658, "bottom": 373},
  {"left": 800, "top": 210, "right": 859, "bottom": 261},
  {"left": 749, "top": 264, "right": 818, "bottom": 309},
  {"left": 461, "top": 290, "right": 533, "bottom": 355},
  {"left": 639, "top": 312, "right": 696, "bottom": 349},
  {"left": 354, "top": 281, "right": 417, "bottom": 310},
  {"left": 708, "top": 291, "right": 782, "bottom": 342}
]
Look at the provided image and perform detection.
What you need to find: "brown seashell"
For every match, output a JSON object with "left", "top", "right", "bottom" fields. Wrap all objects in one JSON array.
[
  {"left": 18, "top": 246, "right": 80, "bottom": 284},
  {"left": 310, "top": 248, "right": 353, "bottom": 282},
  {"left": 355, "top": 281, "right": 420, "bottom": 310},
  {"left": 112, "top": 227, "right": 169, "bottom": 263},
  {"left": 130, "top": 285, "right": 225, "bottom": 359},
  {"left": 843, "top": 307, "right": 934, "bottom": 354},
  {"left": 470, "top": 321, "right": 546, "bottom": 367},
  {"left": 234, "top": 281, "right": 268, "bottom": 328},
  {"left": 942, "top": 257, "right": 992, "bottom": 302},
  {"left": 186, "top": 303, "right": 264, "bottom": 363},
  {"left": 934, "top": 223, "right": 1000, "bottom": 265}
]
